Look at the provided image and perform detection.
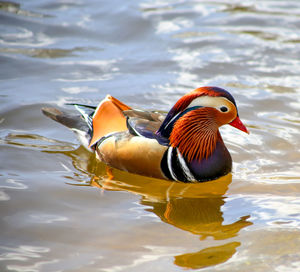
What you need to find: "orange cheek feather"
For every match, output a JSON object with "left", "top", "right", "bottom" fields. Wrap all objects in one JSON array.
[
  {"left": 215, "top": 108, "right": 236, "bottom": 127},
  {"left": 170, "top": 108, "right": 218, "bottom": 162}
]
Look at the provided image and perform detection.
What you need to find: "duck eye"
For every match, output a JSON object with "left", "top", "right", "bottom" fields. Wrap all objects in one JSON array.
[{"left": 220, "top": 106, "right": 228, "bottom": 112}]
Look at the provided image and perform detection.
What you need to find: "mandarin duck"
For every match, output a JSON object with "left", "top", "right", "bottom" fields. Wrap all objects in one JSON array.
[{"left": 42, "top": 87, "right": 248, "bottom": 182}]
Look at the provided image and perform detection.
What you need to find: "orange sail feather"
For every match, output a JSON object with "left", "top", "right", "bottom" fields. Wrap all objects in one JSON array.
[{"left": 89, "top": 95, "right": 132, "bottom": 147}]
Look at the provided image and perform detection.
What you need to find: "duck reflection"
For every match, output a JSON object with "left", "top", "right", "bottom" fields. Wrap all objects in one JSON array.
[
  {"left": 143, "top": 196, "right": 250, "bottom": 269},
  {"left": 60, "top": 147, "right": 252, "bottom": 269},
  {"left": 143, "top": 197, "right": 251, "bottom": 241}
]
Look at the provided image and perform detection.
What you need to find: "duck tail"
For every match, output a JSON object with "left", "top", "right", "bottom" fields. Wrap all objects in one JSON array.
[{"left": 42, "top": 106, "right": 93, "bottom": 150}]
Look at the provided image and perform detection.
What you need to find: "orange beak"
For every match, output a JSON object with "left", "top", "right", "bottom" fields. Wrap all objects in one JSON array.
[{"left": 229, "top": 116, "right": 249, "bottom": 134}]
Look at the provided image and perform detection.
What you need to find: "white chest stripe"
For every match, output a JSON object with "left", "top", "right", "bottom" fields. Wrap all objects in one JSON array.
[
  {"left": 167, "top": 147, "right": 178, "bottom": 181},
  {"left": 176, "top": 149, "right": 196, "bottom": 182}
]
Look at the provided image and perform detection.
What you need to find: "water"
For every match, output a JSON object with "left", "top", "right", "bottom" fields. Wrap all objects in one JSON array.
[{"left": 1, "top": 0, "right": 300, "bottom": 271}]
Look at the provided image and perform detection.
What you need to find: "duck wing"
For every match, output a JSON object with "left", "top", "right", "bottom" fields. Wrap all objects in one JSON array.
[{"left": 124, "top": 109, "right": 169, "bottom": 146}]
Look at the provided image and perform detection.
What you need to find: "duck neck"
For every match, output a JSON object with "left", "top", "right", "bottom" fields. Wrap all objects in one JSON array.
[
  {"left": 161, "top": 110, "right": 232, "bottom": 182},
  {"left": 169, "top": 109, "right": 219, "bottom": 162}
]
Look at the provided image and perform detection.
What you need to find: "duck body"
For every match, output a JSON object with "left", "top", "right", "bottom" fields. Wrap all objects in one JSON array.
[
  {"left": 42, "top": 86, "right": 248, "bottom": 182},
  {"left": 96, "top": 132, "right": 167, "bottom": 179}
]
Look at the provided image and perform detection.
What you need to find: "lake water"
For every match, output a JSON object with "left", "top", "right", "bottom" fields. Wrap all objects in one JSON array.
[{"left": 1, "top": 0, "right": 300, "bottom": 271}]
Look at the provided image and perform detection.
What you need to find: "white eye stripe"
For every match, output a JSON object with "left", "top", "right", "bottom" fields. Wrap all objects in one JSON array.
[{"left": 187, "top": 96, "right": 233, "bottom": 111}]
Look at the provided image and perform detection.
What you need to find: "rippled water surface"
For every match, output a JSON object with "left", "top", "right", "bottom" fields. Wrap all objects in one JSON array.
[{"left": 1, "top": 0, "right": 300, "bottom": 271}]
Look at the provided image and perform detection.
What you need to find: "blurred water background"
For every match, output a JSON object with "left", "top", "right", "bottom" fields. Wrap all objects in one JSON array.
[{"left": 1, "top": 0, "right": 300, "bottom": 271}]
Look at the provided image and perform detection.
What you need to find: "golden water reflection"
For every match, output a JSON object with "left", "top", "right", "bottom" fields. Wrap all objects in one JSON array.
[
  {"left": 57, "top": 147, "right": 253, "bottom": 269},
  {"left": 174, "top": 242, "right": 241, "bottom": 270}
]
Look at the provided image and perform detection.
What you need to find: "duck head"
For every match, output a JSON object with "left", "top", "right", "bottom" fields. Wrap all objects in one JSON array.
[{"left": 157, "top": 86, "right": 248, "bottom": 162}]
